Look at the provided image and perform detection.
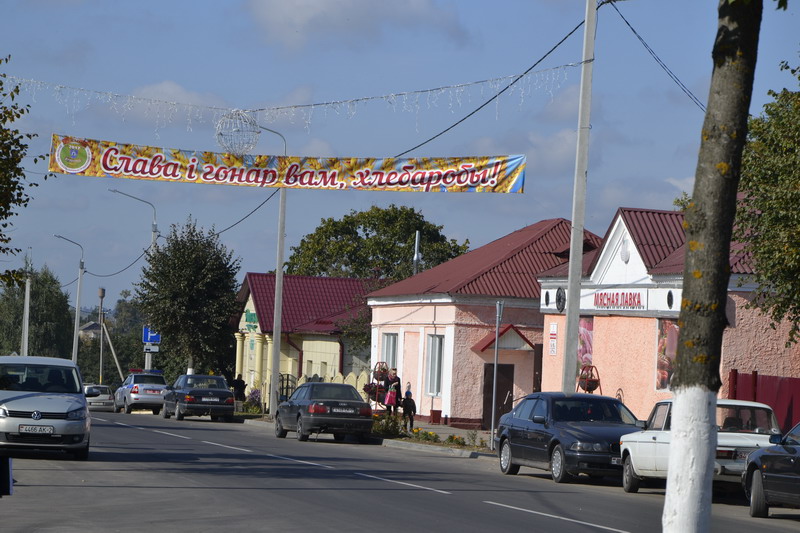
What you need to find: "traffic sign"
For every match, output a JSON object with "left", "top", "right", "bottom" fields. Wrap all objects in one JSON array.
[
  {"left": 144, "top": 343, "right": 160, "bottom": 353},
  {"left": 142, "top": 326, "right": 161, "bottom": 344}
]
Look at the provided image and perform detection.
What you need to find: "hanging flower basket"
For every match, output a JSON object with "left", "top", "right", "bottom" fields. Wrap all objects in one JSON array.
[
  {"left": 373, "top": 362, "right": 389, "bottom": 381},
  {"left": 578, "top": 376, "right": 600, "bottom": 392}
]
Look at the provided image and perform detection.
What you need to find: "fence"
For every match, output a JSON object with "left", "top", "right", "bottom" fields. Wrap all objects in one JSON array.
[{"left": 728, "top": 369, "right": 800, "bottom": 432}]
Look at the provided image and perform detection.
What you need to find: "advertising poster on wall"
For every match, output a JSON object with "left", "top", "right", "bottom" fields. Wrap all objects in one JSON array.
[
  {"left": 656, "top": 318, "right": 680, "bottom": 390},
  {"left": 578, "top": 317, "right": 594, "bottom": 369}
]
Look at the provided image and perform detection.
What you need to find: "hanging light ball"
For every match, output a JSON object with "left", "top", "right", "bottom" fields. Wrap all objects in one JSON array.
[{"left": 215, "top": 109, "right": 260, "bottom": 156}]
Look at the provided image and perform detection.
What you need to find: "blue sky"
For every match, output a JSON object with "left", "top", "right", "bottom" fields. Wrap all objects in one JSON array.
[{"left": 2, "top": 0, "right": 798, "bottom": 307}]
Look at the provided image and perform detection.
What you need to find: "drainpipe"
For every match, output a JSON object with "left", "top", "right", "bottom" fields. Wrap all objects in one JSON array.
[{"left": 338, "top": 339, "right": 344, "bottom": 375}]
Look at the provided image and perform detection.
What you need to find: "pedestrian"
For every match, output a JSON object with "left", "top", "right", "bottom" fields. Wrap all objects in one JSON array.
[
  {"left": 383, "top": 368, "right": 402, "bottom": 415},
  {"left": 402, "top": 390, "right": 417, "bottom": 431},
  {"left": 231, "top": 373, "right": 246, "bottom": 402}
]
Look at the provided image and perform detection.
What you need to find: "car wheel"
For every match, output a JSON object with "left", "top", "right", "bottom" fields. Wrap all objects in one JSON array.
[
  {"left": 500, "top": 439, "right": 520, "bottom": 475},
  {"left": 152, "top": 408, "right": 161, "bottom": 416},
  {"left": 551, "top": 444, "right": 571, "bottom": 483},
  {"left": 749, "top": 470, "right": 769, "bottom": 518},
  {"left": 124, "top": 399, "right": 132, "bottom": 414},
  {"left": 333, "top": 433, "right": 345, "bottom": 442},
  {"left": 296, "top": 416, "right": 309, "bottom": 441},
  {"left": 274, "top": 416, "right": 288, "bottom": 438},
  {"left": 161, "top": 404, "right": 171, "bottom": 419},
  {"left": 73, "top": 443, "right": 89, "bottom": 461},
  {"left": 623, "top": 455, "right": 640, "bottom": 493},
  {"left": 175, "top": 405, "right": 184, "bottom": 421}
]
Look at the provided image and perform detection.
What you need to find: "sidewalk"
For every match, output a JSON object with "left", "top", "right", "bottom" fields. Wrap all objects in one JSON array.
[{"left": 242, "top": 417, "right": 497, "bottom": 459}]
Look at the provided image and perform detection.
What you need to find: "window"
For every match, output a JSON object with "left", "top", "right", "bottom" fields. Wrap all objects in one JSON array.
[
  {"left": 515, "top": 398, "right": 536, "bottom": 420},
  {"left": 426, "top": 334, "right": 444, "bottom": 396},
  {"left": 382, "top": 333, "right": 398, "bottom": 368}
]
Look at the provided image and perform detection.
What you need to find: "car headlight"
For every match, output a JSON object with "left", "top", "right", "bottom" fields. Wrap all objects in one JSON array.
[
  {"left": 0, "top": 406, "right": 7, "bottom": 418},
  {"left": 67, "top": 407, "right": 88, "bottom": 421},
  {"left": 570, "top": 442, "right": 607, "bottom": 452}
]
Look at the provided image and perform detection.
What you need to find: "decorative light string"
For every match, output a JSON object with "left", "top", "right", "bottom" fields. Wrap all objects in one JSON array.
[{"left": 8, "top": 63, "right": 580, "bottom": 137}]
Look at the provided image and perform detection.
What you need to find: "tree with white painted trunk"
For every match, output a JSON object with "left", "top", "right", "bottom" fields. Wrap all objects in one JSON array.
[{"left": 663, "top": 1, "right": 786, "bottom": 531}]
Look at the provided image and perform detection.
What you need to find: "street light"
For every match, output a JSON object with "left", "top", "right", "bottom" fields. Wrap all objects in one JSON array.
[
  {"left": 215, "top": 110, "right": 287, "bottom": 418},
  {"left": 108, "top": 189, "right": 159, "bottom": 248},
  {"left": 54, "top": 234, "right": 84, "bottom": 363}
]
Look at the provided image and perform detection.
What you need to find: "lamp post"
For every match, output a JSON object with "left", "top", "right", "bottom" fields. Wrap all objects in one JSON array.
[
  {"left": 215, "top": 110, "right": 288, "bottom": 418},
  {"left": 55, "top": 235, "right": 84, "bottom": 363},
  {"left": 109, "top": 189, "right": 159, "bottom": 248}
]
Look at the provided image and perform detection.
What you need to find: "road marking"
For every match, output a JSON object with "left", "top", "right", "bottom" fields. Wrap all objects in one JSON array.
[
  {"left": 484, "top": 501, "right": 630, "bottom": 533},
  {"left": 202, "top": 441, "right": 252, "bottom": 452},
  {"left": 154, "top": 430, "right": 191, "bottom": 439},
  {"left": 355, "top": 473, "right": 451, "bottom": 494},
  {"left": 113, "top": 422, "right": 143, "bottom": 429},
  {"left": 266, "top": 453, "right": 335, "bottom": 469}
]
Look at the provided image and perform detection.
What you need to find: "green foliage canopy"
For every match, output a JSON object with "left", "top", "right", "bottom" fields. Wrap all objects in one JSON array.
[
  {"left": 0, "top": 55, "right": 50, "bottom": 286},
  {"left": 285, "top": 204, "right": 469, "bottom": 280},
  {"left": 735, "top": 61, "right": 800, "bottom": 344},
  {"left": 135, "top": 218, "right": 241, "bottom": 378},
  {"left": 0, "top": 265, "right": 72, "bottom": 357}
]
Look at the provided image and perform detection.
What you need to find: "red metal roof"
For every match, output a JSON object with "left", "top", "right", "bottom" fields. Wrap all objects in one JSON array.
[
  {"left": 369, "top": 219, "right": 602, "bottom": 300},
  {"left": 237, "top": 273, "right": 372, "bottom": 334}
]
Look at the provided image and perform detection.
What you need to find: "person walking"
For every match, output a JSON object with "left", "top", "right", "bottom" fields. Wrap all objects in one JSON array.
[
  {"left": 231, "top": 373, "right": 247, "bottom": 402},
  {"left": 383, "top": 368, "right": 402, "bottom": 415}
]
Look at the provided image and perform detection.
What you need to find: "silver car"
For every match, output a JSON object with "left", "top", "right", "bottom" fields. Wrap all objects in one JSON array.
[
  {"left": 114, "top": 370, "right": 167, "bottom": 414},
  {"left": 0, "top": 355, "right": 97, "bottom": 460},
  {"left": 84, "top": 384, "right": 115, "bottom": 412}
]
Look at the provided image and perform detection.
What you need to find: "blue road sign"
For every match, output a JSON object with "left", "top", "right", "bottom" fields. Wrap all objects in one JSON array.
[{"left": 142, "top": 326, "right": 161, "bottom": 344}]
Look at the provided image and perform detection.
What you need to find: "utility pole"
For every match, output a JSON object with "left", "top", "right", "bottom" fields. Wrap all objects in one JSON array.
[
  {"left": 562, "top": 0, "right": 596, "bottom": 392},
  {"left": 98, "top": 287, "right": 105, "bottom": 384}
]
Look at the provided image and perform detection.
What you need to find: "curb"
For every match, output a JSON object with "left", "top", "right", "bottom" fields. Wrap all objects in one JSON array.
[{"left": 243, "top": 418, "right": 495, "bottom": 459}]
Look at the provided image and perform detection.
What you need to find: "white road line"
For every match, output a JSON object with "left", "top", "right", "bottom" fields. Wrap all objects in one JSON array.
[
  {"left": 113, "top": 422, "right": 142, "bottom": 429},
  {"left": 483, "top": 501, "right": 631, "bottom": 533},
  {"left": 266, "top": 453, "right": 335, "bottom": 469},
  {"left": 201, "top": 441, "right": 253, "bottom": 452},
  {"left": 355, "top": 473, "right": 452, "bottom": 494},
  {"left": 154, "top": 430, "right": 192, "bottom": 439}
]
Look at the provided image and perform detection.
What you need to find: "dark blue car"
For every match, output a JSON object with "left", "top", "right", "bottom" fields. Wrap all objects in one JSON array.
[
  {"left": 743, "top": 421, "right": 800, "bottom": 518},
  {"left": 495, "top": 392, "right": 642, "bottom": 483}
]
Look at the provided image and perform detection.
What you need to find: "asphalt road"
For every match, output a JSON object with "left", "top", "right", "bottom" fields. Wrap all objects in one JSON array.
[{"left": 1, "top": 412, "right": 798, "bottom": 532}]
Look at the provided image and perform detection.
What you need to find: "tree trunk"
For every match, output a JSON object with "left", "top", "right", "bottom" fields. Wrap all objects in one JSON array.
[{"left": 663, "top": 1, "right": 762, "bottom": 531}]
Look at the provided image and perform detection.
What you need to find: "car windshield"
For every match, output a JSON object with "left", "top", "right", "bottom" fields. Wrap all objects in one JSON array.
[
  {"left": 553, "top": 398, "right": 638, "bottom": 425},
  {"left": 716, "top": 404, "right": 780, "bottom": 434},
  {"left": 309, "top": 385, "right": 362, "bottom": 401},
  {"left": 134, "top": 374, "right": 166, "bottom": 385},
  {"left": 0, "top": 363, "right": 81, "bottom": 394},
  {"left": 186, "top": 377, "right": 227, "bottom": 389}
]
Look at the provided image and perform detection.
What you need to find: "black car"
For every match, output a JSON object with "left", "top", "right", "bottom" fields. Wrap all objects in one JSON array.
[
  {"left": 494, "top": 391, "right": 642, "bottom": 483},
  {"left": 275, "top": 382, "right": 373, "bottom": 443},
  {"left": 161, "top": 374, "right": 234, "bottom": 422},
  {"left": 743, "top": 421, "right": 800, "bottom": 518}
]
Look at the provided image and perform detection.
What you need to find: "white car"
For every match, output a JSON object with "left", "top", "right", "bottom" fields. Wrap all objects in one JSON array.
[
  {"left": 620, "top": 398, "right": 780, "bottom": 493},
  {"left": 84, "top": 384, "right": 115, "bottom": 412}
]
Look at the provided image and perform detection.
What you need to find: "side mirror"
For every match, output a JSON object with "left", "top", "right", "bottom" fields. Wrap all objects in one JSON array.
[
  {"left": 84, "top": 387, "right": 101, "bottom": 398},
  {"left": 532, "top": 415, "right": 546, "bottom": 424},
  {"left": 279, "top": 394, "right": 288, "bottom": 402},
  {"left": 769, "top": 433, "right": 782, "bottom": 444}
]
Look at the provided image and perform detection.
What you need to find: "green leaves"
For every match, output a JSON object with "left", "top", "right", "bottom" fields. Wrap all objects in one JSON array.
[
  {"left": 135, "top": 218, "right": 241, "bottom": 376},
  {"left": 285, "top": 204, "right": 469, "bottom": 280},
  {"left": 735, "top": 64, "right": 800, "bottom": 344}
]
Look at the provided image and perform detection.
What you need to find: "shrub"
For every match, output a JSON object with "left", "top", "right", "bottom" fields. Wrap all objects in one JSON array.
[
  {"left": 243, "top": 388, "right": 262, "bottom": 413},
  {"left": 371, "top": 412, "right": 402, "bottom": 437}
]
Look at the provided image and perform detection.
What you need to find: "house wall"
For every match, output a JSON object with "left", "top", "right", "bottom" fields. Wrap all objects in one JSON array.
[
  {"left": 372, "top": 301, "right": 543, "bottom": 427},
  {"left": 295, "top": 335, "right": 340, "bottom": 380}
]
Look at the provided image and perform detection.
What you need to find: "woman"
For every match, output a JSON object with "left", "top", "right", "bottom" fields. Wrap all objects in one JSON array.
[{"left": 383, "top": 368, "right": 402, "bottom": 415}]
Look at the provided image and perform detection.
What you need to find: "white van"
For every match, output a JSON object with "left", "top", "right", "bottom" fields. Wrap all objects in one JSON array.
[{"left": 0, "top": 355, "right": 98, "bottom": 460}]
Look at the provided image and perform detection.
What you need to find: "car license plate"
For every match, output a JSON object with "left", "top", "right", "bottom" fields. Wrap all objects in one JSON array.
[
  {"left": 19, "top": 425, "right": 54, "bottom": 434},
  {"left": 145, "top": 389, "right": 159, "bottom": 394},
  {"left": 201, "top": 397, "right": 219, "bottom": 402},
  {"left": 332, "top": 407, "right": 354, "bottom": 414},
  {"left": 611, "top": 457, "right": 622, "bottom": 465}
]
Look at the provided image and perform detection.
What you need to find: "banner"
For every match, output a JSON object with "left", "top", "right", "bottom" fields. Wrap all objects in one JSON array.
[{"left": 49, "top": 134, "right": 525, "bottom": 193}]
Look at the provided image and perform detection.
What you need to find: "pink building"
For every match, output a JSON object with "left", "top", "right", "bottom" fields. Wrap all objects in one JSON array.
[
  {"left": 368, "top": 218, "right": 601, "bottom": 428},
  {"left": 538, "top": 207, "right": 800, "bottom": 424}
]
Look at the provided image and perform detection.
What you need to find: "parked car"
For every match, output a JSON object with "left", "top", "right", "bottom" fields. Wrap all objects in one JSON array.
[
  {"left": 114, "top": 369, "right": 167, "bottom": 415},
  {"left": 161, "top": 374, "right": 234, "bottom": 422},
  {"left": 274, "top": 382, "right": 373, "bottom": 443},
  {"left": 84, "top": 384, "right": 115, "bottom": 412},
  {"left": 0, "top": 355, "right": 99, "bottom": 460},
  {"left": 494, "top": 392, "right": 642, "bottom": 483},
  {"left": 743, "top": 420, "right": 800, "bottom": 518},
  {"left": 620, "top": 398, "right": 780, "bottom": 493}
]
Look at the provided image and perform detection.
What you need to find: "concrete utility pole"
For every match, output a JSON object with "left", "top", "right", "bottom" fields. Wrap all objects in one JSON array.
[
  {"left": 55, "top": 235, "right": 85, "bottom": 364},
  {"left": 562, "top": 0, "right": 596, "bottom": 392}
]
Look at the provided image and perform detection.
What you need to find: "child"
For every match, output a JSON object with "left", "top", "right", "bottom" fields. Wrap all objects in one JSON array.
[{"left": 402, "top": 390, "right": 417, "bottom": 431}]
